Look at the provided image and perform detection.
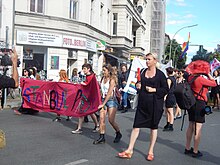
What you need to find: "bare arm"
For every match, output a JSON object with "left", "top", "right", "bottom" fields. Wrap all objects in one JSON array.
[
  {"left": 98, "top": 78, "right": 115, "bottom": 109},
  {"left": 10, "top": 48, "right": 19, "bottom": 88}
]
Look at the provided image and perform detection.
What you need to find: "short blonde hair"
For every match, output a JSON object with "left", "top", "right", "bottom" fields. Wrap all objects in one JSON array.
[
  {"left": 146, "top": 53, "right": 160, "bottom": 68},
  {"left": 146, "top": 52, "right": 158, "bottom": 60}
]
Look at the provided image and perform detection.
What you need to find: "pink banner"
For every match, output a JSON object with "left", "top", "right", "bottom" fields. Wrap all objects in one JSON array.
[{"left": 20, "top": 76, "right": 101, "bottom": 117}]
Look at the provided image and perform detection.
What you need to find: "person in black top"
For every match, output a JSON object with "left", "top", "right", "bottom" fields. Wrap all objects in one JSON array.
[
  {"left": 118, "top": 53, "right": 168, "bottom": 161},
  {"left": 0, "top": 48, "right": 19, "bottom": 90},
  {"left": 118, "top": 64, "right": 130, "bottom": 113},
  {"left": 163, "top": 67, "right": 176, "bottom": 131}
]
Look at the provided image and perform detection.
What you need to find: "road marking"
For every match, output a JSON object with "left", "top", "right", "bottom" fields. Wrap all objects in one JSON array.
[
  {"left": 65, "top": 159, "right": 88, "bottom": 165},
  {"left": 210, "top": 124, "right": 220, "bottom": 126}
]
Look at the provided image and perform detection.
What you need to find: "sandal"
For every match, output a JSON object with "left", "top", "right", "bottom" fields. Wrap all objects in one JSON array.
[
  {"left": 146, "top": 154, "right": 154, "bottom": 161},
  {"left": 118, "top": 151, "right": 133, "bottom": 159}
]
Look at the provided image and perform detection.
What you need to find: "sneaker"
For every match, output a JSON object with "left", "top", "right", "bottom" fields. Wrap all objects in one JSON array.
[
  {"left": 176, "top": 115, "right": 182, "bottom": 119},
  {"left": 66, "top": 116, "right": 72, "bottom": 121},
  {"left": 163, "top": 123, "right": 170, "bottom": 129},
  {"left": 163, "top": 125, "right": 174, "bottom": 131},
  {"left": 71, "top": 129, "right": 83, "bottom": 134},
  {"left": 192, "top": 151, "right": 203, "bottom": 158},
  {"left": 184, "top": 147, "right": 193, "bottom": 155},
  {"left": 14, "top": 110, "right": 22, "bottom": 115},
  {"left": 113, "top": 132, "right": 122, "bottom": 143},
  {"left": 92, "top": 126, "right": 100, "bottom": 133},
  {"left": 53, "top": 117, "right": 61, "bottom": 122}
]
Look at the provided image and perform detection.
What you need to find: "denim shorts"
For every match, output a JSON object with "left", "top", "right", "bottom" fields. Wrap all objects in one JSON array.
[{"left": 102, "top": 98, "right": 118, "bottom": 109}]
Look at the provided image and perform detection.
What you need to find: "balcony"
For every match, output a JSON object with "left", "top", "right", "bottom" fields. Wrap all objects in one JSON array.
[{"left": 110, "top": 36, "right": 132, "bottom": 50}]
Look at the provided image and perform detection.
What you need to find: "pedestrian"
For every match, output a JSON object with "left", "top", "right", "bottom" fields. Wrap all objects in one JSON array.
[
  {"left": 163, "top": 67, "right": 176, "bottom": 131},
  {"left": 70, "top": 68, "right": 80, "bottom": 84},
  {"left": 118, "top": 53, "right": 169, "bottom": 161},
  {"left": 174, "top": 69, "right": 185, "bottom": 119},
  {"left": 93, "top": 64, "right": 122, "bottom": 144},
  {"left": 118, "top": 64, "right": 130, "bottom": 113},
  {"left": 53, "top": 69, "right": 70, "bottom": 121},
  {"left": 210, "top": 70, "right": 220, "bottom": 109},
  {"left": 22, "top": 69, "right": 30, "bottom": 78},
  {"left": 184, "top": 60, "right": 216, "bottom": 158},
  {"left": 29, "top": 68, "right": 35, "bottom": 80},
  {"left": 14, "top": 69, "right": 31, "bottom": 115},
  {"left": 71, "top": 63, "right": 100, "bottom": 134}
]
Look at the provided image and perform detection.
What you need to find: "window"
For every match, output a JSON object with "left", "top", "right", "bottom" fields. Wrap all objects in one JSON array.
[
  {"left": 30, "top": 0, "right": 44, "bottom": 13},
  {"left": 70, "top": 0, "right": 78, "bottom": 19},
  {"left": 113, "top": 13, "right": 118, "bottom": 35},
  {"left": 107, "top": 9, "right": 111, "bottom": 34},
  {"left": 132, "top": 31, "right": 136, "bottom": 47},
  {"left": 100, "top": 3, "right": 104, "bottom": 30},
  {"left": 90, "top": 0, "right": 94, "bottom": 25},
  {"left": 0, "top": 0, "right": 2, "bottom": 28}
]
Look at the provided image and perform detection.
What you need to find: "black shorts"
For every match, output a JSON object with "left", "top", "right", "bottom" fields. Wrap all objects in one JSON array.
[
  {"left": 165, "top": 95, "right": 176, "bottom": 108},
  {"left": 187, "top": 99, "right": 206, "bottom": 123}
]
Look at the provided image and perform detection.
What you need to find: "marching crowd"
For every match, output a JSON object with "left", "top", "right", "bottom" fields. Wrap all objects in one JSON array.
[{"left": 2, "top": 49, "right": 219, "bottom": 161}]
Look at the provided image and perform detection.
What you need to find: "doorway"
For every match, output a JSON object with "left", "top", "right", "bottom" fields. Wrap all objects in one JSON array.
[{"left": 23, "top": 53, "right": 44, "bottom": 71}]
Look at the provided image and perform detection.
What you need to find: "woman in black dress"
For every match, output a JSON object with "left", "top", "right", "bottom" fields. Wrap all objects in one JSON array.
[
  {"left": 118, "top": 53, "right": 169, "bottom": 161},
  {"left": 163, "top": 67, "right": 176, "bottom": 131}
]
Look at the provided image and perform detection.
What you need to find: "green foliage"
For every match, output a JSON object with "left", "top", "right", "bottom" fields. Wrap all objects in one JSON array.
[{"left": 164, "top": 39, "right": 186, "bottom": 69}]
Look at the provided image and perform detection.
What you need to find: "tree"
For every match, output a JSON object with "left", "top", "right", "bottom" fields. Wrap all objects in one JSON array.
[{"left": 164, "top": 39, "right": 186, "bottom": 69}]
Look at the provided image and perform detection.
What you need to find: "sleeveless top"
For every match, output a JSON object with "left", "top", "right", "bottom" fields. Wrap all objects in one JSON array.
[
  {"left": 101, "top": 79, "right": 110, "bottom": 98},
  {"left": 100, "top": 79, "right": 115, "bottom": 98},
  {"left": 167, "top": 76, "right": 176, "bottom": 94}
]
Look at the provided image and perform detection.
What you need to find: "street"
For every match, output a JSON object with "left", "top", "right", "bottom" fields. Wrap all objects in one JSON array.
[{"left": 0, "top": 102, "right": 220, "bottom": 165}]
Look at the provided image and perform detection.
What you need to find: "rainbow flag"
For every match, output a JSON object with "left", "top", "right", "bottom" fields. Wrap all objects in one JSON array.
[
  {"left": 180, "top": 32, "right": 190, "bottom": 58},
  {"left": 129, "top": 81, "right": 136, "bottom": 90}
]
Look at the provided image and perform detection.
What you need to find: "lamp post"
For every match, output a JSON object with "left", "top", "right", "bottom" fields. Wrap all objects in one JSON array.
[{"left": 169, "top": 24, "right": 198, "bottom": 61}]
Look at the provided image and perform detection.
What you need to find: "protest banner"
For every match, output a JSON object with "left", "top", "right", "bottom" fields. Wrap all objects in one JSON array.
[{"left": 20, "top": 76, "right": 101, "bottom": 117}]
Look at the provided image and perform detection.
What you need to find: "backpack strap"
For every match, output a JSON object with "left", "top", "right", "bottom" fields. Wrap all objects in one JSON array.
[
  {"left": 187, "top": 75, "right": 205, "bottom": 135},
  {"left": 181, "top": 75, "right": 200, "bottom": 132}
]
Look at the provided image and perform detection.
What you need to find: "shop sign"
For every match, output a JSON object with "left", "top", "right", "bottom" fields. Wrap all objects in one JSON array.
[
  {"left": 97, "top": 40, "right": 106, "bottom": 50},
  {"left": 86, "top": 39, "right": 97, "bottom": 52},
  {"left": 63, "top": 36, "right": 87, "bottom": 49},
  {"left": 17, "top": 30, "right": 62, "bottom": 47}
]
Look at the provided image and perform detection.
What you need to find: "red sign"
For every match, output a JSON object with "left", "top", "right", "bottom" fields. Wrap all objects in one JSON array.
[{"left": 20, "top": 77, "right": 101, "bottom": 117}]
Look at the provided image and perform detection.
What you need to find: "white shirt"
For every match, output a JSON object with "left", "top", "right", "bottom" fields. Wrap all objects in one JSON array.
[{"left": 101, "top": 79, "right": 112, "bottom": 98}]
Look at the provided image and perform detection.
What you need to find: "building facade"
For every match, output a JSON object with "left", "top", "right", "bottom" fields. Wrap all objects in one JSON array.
[{"left": 0, "top": 0, "right": 166, "bottom": 80}]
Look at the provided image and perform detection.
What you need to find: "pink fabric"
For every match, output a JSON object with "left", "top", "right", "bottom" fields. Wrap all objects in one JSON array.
[{"left": 20, "top": 77, "right": 101, "bottom": 117}]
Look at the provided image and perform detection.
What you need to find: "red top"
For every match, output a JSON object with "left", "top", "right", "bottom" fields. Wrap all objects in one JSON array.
[
  {"left": 83, "top": 73, "right": 94, "bottom": 86},
  {"left": 189, "top": 75, "right": 216, "bottom": 102}
]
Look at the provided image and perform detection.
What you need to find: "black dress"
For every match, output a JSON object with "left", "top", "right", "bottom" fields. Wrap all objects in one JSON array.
[
  {"left": 165, "top": 76, "right": 176, "bottom": 108},
  {"left": 133, "top": 68, "right": 169, "bottom": 129}
]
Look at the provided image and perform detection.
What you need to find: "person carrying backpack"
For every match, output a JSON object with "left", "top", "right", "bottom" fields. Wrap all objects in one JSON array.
[{"left": 184, "top": 60, "right": 216, "bottom": 158}]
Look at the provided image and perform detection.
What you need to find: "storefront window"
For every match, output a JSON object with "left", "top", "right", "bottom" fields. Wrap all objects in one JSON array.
[{"left": 51, "top": 56, "right": 59, "bottom": 69}]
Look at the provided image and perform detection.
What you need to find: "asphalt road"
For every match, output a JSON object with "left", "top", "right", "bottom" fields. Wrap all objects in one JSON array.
[{"left": 0, "top": 105, "right": 220, "bottom": 165}]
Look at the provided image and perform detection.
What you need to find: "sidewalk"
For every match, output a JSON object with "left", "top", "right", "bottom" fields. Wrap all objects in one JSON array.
[{"left": 2, "top": 91, "right": 22, "bottom": 110}]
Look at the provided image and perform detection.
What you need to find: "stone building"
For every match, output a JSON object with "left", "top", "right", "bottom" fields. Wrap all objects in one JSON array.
[{"left": 0, "top": 0, "right": 166, "bottom": 80}]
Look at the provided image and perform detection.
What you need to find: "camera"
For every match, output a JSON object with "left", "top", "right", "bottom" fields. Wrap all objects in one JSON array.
[
  {"left": 0, "top": 49, "right": 20, "bottom": 67},
  {"left": 203, "top": 105, "right": 212, "bottom": 115}
]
